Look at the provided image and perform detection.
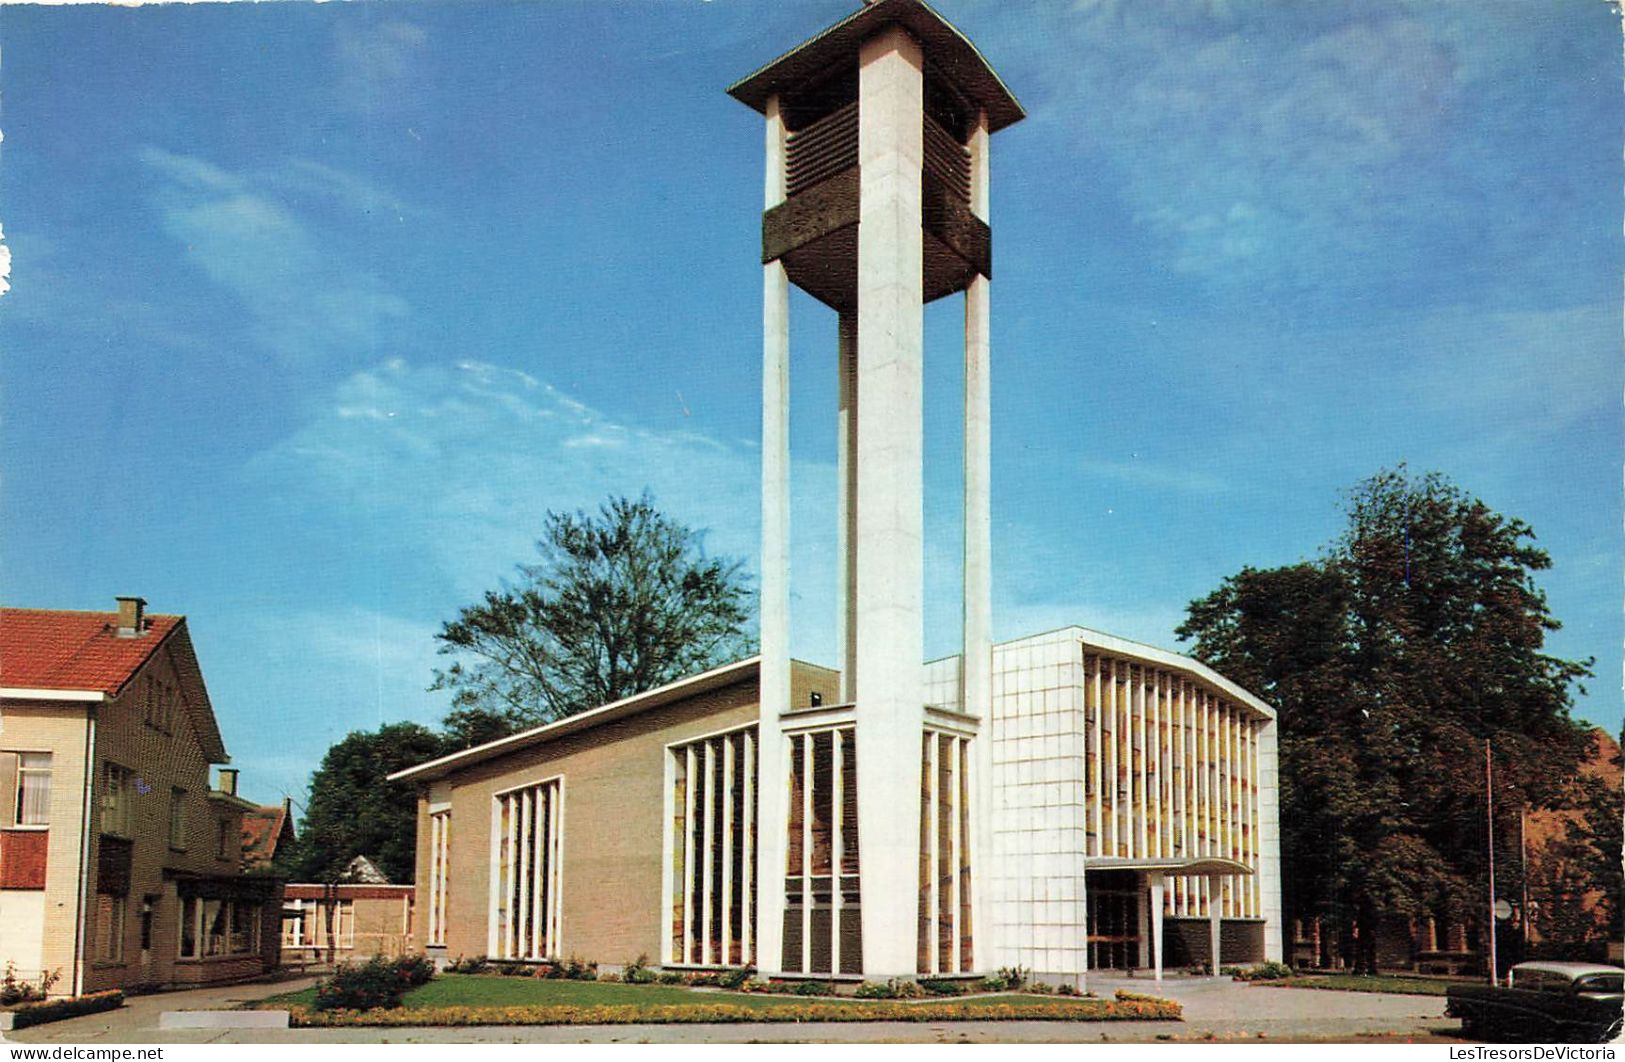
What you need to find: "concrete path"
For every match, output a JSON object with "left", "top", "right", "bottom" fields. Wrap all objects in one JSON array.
[
  {"left": 2, "top": 975, "right": 317, "bottom": 1045},
  {"left": 3, "top": 972, "right": 1458, "bottom": 1045}
]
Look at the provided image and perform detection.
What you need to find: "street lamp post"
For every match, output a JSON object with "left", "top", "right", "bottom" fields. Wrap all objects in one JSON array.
[{"left": 1486, "top": 739, "right": 1499, "bottom": 987}]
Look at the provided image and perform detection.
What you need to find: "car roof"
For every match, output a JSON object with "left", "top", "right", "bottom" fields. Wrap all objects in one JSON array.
[{"left": 1514, "top": 961, "right": 1625, "bottom": 978}]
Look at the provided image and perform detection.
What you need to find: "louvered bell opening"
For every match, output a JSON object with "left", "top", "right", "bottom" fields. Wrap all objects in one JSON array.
[
  {"left": 923, "top": 113, "right": 969, "bottom": 203},
  {"left": 787, "top": 102, "right": 859, "bottom": 198}
]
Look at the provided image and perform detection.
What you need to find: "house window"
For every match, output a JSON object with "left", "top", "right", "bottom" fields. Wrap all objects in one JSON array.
[
  {"left": 179, "top": 896, "right": 259, "bottom": 959},
  {"left": 95, "top": 894, "right": 126, "bottom": 963},
  {"left": 428, "top": 809, "right": 451, "bottom": 946},
  {"left": 140, "top": 896, "right": 156, "bottom": 953},
  {"left": 493, "top": 779, "right": 562, "bottom": 960},
  {"left": 15, "top": 753, "right": 51, "bottom": 826},
  {"left": 670, "top": 727, "right": 758, "bottom": 967},
  {"left": 216, "top": 819, "right": 232, "bottom": 861},
  {"left": 180, "top": 896, "right": 198, "bottom": 957},
  {"left": 102, "top": 762, "right": 134, "bottom": 837},
  {"left": 144, "top": 676, "right": 178, "bottom": 734},
  {"left": 169, "top": 788, "right": 187, "bottom": 850}
]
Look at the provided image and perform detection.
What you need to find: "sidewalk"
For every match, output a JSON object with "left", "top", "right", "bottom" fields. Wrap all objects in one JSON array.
[{"left": 2, "top": 975, "right": 316, "bottom": 1045}]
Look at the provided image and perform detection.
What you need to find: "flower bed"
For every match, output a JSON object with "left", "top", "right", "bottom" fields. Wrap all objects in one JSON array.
[
  {"left": 2, "top": 990, "right": 125, "bottom": 1030},
  {"left": 285, "top": 994, "right": 1180, "bottom": 1028}
]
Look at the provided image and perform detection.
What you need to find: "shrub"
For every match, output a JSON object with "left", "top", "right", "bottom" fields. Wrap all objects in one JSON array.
[
  {"left": 554, "top": 956, "right": 597, "bottom": 981},
  {"left": 314, "top": 956, "right": 425, "bottom": 1011},
  {"left": 1232, "top": 961, "right": 1293, "bottom": 982},
  {"left": 446, "top": 956, "right": 489, "bottom": 975},
  {"left": 624, "top": 954, "right": 657, "bottom": 985},
  {"left": 1024, "top": 981, "right": 1056, "bottom": 995},
  {"left": 918, "top": 978, "right": 966, "bottom": 997},
  {"left": 656, "top": 972, "right": 685, "bottom": 985},
  {"left": 717, "top": 966, "right": 754, "bottom": 990},
  {"left": 9, "top": 990, "right": 123, "bottom": 1030},
  {"left": 793, "top": 980, "right": 836, "bottom": 996},
  {"left": 979, "top": 966, "right": 1028, "bottom": 992},
  {"left": 396, "top": 954, "right": 435, "bottom": 988},
  {"left": 497, "top": 963, "right": 531, "bottom": 977},
  {"left": 0, "top": 964, "right": 59, "bottom": 1006}
]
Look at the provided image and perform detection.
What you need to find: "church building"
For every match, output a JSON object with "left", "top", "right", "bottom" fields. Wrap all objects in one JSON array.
[{"left": 391, "top": 0, "right": 1281, "bottom": 985}]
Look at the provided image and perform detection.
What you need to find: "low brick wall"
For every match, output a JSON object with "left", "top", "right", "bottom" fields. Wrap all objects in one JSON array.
[{"left": 1160, "top": 918, "right": 1266, "bottom": 969}]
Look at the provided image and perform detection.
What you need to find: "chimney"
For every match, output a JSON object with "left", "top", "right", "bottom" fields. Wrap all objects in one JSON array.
[
  {"left": 217, "top": 767, "right": 239, "bottom": 796},
  {"left": 115, "top": 596, "right": 147, "bottom": 637}
]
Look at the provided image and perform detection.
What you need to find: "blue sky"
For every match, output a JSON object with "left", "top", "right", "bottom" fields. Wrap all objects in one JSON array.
[{"left": 2, "top": 0, "right": 1618, "bottom": 811}]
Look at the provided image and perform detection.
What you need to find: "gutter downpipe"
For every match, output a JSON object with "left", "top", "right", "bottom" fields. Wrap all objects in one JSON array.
[{"left": 72, "top": 709, "right": 97, "bottom": 997}]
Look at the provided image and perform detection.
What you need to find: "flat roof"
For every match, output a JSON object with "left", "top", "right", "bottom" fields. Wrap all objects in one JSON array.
[{"left": 728, "top": 0, "right": 1025, "bottom": 134}]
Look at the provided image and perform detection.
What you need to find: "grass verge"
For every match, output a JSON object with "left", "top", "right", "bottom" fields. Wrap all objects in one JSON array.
[
  {"left": 258, "top": 975, "right": 1181, "bottom": 1026},
  {"left": 1259, "top": 974, "right": 1456, "bottom": 996}
]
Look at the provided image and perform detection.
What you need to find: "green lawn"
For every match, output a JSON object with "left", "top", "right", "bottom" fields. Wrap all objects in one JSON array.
[
  {"left": 257, "top": 974, "right": 1163, "bottom": 1021},
  {"left": 1261, "top": 974, "right": 1458, "bottom": 997}
]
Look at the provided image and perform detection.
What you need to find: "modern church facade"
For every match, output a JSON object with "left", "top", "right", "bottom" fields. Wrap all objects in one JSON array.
[{"left": 392, "top": 0, "right": 1281, "bottom": 984}]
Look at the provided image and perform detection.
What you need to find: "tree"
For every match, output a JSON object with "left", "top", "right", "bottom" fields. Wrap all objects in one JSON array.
[
  {"left": 291, "top": 722, "right": 448, "bottom": 886},
  {"left": 432, "top": 494, "right": 754, "bottom": 743},
  {"left": 1177, "top": 467, "right": 1594, "bottom": 972}
]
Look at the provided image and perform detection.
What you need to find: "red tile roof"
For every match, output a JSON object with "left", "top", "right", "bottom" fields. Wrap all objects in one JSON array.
[
  {"left": 241, "top": 804, "right": 294, "bottom": 869},
  {"left": 0, "top": 608, "right": 183, "bottom": 694}
]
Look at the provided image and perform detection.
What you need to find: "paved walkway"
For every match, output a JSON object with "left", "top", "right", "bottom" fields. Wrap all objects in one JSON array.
[{"left": 3, "top": 972, "right": 1457, "bottom": 1045}]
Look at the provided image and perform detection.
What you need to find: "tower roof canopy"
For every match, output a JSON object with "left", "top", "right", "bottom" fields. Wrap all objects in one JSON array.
[{"left": 728, "top": 0, "right": 1025, "bottom": 134}]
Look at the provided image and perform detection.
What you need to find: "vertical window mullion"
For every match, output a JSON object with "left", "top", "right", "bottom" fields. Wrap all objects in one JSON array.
[
  {"left": 949, "top": 736, "right": 963, "bottom": 973},
  {"left": 701, "top": 741, "right": 717, "bottom": 966},
  {"left": 722, "top": 735, "right": 735, "bottom": 966},
  {"left": 831, "top": 728, "right": 843, "bottom": 977},
  {"left": 925, "top": 730, "right": 939, "bottom": 975},
  {"left": 742, "top": 731, "right": 755, "bottom": 966},
  {"left": 800, "top": 731, "right": 813, "bottom": 975},
  {"left": 683, "top": 747, "right": 696, "bottom": 964},
  {"left": 1090, "top": 655, "right": 1103, "bottom": 857}
]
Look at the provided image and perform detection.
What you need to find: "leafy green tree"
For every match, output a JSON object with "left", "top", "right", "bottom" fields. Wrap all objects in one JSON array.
[
  {"left": 292, "top": 722, "right": 448, "bottom": 886},
  {"left": 1178, "top": 467, "right": 1594, "bottom": 971},
  {"left": 432, "top": 494, "right": 754, "bottom": 743}
]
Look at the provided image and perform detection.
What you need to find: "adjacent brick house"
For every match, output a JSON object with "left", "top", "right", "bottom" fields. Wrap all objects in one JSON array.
[{"left": 0, "top": 598, "right": 281, "bottom": 995}]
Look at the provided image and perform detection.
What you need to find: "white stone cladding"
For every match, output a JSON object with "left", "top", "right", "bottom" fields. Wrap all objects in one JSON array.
[{"left": 926, "top": 625, "right": 1283, "bottom": 978}]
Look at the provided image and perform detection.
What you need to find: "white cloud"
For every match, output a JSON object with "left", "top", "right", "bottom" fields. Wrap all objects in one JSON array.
[{"left": 138, "top": 147, "right": 410, "bottom": 364}]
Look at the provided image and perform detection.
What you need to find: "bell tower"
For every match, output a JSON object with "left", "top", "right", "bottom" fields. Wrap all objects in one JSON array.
[{"left": 730, "top": 0, "right": 1022, "bottom": 977}]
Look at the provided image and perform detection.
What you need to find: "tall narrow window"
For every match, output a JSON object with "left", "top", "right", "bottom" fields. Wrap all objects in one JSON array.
[
  {"left": 493, "top": 779, "right": 562, "bottom": 960},
  {"left": 16, "top": 754, "right": 50, "bottom": 826},
  {"left": 670, "top": 727, "right": 758, "bottom": 967},
  {"left": 102, "top": 762, "right": 133, "bottom": 837},
  {"left": 781, "top": 726, "right": 859, "bottom": 975},
  {"left": 917, "top": 730, "right": 973, "bottom": 974},
  {"left": 95, "top": 894, "right": 126, "bottom": 963},
  {"left": 169, "top": 788, "right": 187, "bottom": 850},
  {"left": 428, "top": 809, "right": 451, "bottom": 946}
]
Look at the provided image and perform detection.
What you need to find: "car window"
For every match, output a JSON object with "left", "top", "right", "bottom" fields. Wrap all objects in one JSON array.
[
  {"left": 1513, "top": 970, "right": 1549, "bottom": 991},
  {"left": 1575, "top": 974, "right": 1624, "bottom": 994}
]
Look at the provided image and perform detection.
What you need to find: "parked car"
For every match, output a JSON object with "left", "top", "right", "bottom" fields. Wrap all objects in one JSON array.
[{"left": 1447, "top": 961, "right": 1624, "bottom": 1043}]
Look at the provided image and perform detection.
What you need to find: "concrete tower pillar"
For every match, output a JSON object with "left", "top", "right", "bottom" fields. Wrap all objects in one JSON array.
[
  {"left": 754, "top": 92, "right": 792, "bottom": 978},
  {"left": 853, "top": 25, "right": 927, "bottom": 976},
  {"left": 836, "top": 312, "right": 859, "bottom": 701},
  {"left": 963, "top": 107, "right": 995, "bottom": 970}
]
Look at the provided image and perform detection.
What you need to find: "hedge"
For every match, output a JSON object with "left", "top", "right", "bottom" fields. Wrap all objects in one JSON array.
[
  {"left": 8, "top": 990, "right": 125, "bottom": 1030},
  {"left": 286, "top": 996, "right": 1181, "bottom": 1027}
]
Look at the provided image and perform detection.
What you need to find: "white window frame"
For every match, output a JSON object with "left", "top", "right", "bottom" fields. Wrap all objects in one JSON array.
[
  {"left": 662, "top": 722, "right": 758, "bottom": 968},
  {"left": 487, "top": 775, "right": 564, "bottom": 961},
  {"left": 428, "top": 807, "right": 452, "bottom": 946},
  {"left": 14, "top": 752, "right": 51, "bottom": 828}
]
